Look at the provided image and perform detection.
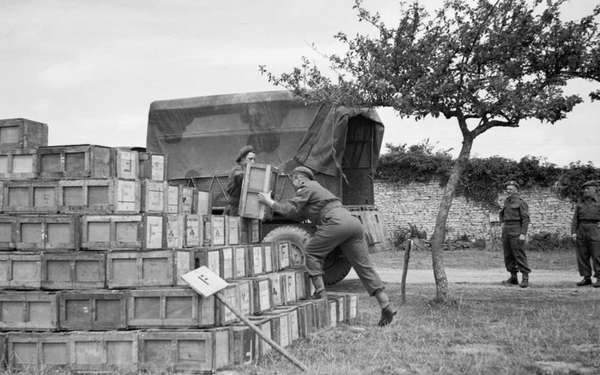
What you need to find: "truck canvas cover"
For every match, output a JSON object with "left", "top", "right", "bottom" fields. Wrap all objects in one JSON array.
[{"left": 146, "top": 91, "right": 384, "bottom": 180}]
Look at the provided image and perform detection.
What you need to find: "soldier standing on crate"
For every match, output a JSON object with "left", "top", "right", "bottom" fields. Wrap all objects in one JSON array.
[
  {"left": 257, "top": 166, "right": 397, "bottom": 327},
  {"left": 571, "top": 180, "right": 600, "bottom": 287},
  {"left": 499, "top": 180, "right": 531, "bottom": 288},
  {"left": 225, "top": 145, "right": 256, "bottom": 216}
]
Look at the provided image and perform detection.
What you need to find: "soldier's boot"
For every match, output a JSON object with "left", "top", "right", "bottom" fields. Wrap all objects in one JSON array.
[
  {"left": 593, "top": 279, "right": 600, "bottom": 288},
  {"left": 502, "top": 272, "right": 518, "bottom": 286},
  {"left": 519, "top": 273, "right": 529, "bottom": 288},
  {"left": 310, "top": 275, "right": 327, "bottom": 300},
  {"left": 577, "top": 277, "right": 592, "bottom": 286},
  {"left": 375, "top": 290, "right": 397, "bottom": 327}
]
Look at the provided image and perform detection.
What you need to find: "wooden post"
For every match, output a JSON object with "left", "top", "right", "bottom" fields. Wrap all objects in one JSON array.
[
  {"left": 401, "top": 240, "right": 412, "bottom": 304},
  {"left": 215, "top": 292, "right": 307, "bottom": 372}
]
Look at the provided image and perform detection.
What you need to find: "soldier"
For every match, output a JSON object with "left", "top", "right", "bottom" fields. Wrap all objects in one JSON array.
[
  {"left": 225, "top": 145, "right": 256, "bottom": 216},
  {"left": 257, "top": 166, "right": 397, "bottom": 327},
  {"left": 571, "top": 180, "right": 600, "bottom": 287},
  {"left": 499, "top": 180, "right": 531, "bottom": 288}
]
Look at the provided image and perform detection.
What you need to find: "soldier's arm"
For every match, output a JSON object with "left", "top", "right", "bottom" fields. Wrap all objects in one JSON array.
[
  {"left": 519, "top": 200, "right": 530, "bottom": 235},
  {"left": 571, "top": 205, "right": 579, "bottom": 235}
]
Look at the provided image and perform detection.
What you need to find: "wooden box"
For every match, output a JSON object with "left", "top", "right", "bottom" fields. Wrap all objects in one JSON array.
[
  {"left": 294, "top": 268, "right": 308, "bottom": 300},
  {"left": 249, "top": 276, "right": 273, "bottom": 315},
  {"left": 15, "top": 215, "right": 79, "bottom": 251},
  {"left": 37, "top": 144, "right": 112, "bottom": 179},
  {"left": 58, "top": 178, "right": 141, "bottom": 214},
  {"left": 0, "top": 292, "right": 59, "bottom": 331},
  {"left": 196, "top": 191, "right": 212, "bottom": 215},
  {"left": 138, "top": 152, "right": 166, "bottom": 181},
  {"left": 290, "top": 300, "right": 316, "bottom": 337},
  {"left": 0, "top": 148, "right": 38, "bottom": 179},
  {"left": 0, "top": 215, "right": 17, "bottom": 250},
  {"left": 205, "top": 215, "right": 225, "bottom": 246},
  {"left": 80, "top": 214, "right": 164, "bottom": 250},
  {"left": 233, "top": 245, "right": 248, "bottom": 279},
  {"left": 268, "top": 272, "right": 286, "bottom": 308},
  {"left": 241, "top": 218, "right": 261, "bottom": 244},
  {"left": 221, "top": 246, "right": 234, "bottom": 280},
  {"left": 69, "top": 331, "right": 139, "bottom": 373},
  {"left": 273, "top": 305, "right": 300, "bottom": 343},
  {"left": 231, "top": 325, "right": 256, "bottom": 365},
  {"left": 6, "top": 332, "right": 70, "bottom": 371},
  {"left": 0, "top": 252, "right": 42, "bottom": 289},
  {"left": 166, "top": 185, "right": 195, "bottom": 214},
  {"left": 328, "top": 291, "right": 359, "bottom": 321},
  {"left": 138, "top": 329, "right": 231, "bottom": 374},
  {"left": 127, "top": 288, "right": 200, "bottom": 329},
  {"left": 166, "top": 185, "right": 180, "bottom": 213},
  {"left": 58, "top": 290, "right": 127, "bottom": 331},
  {"left": 3, "top": 180, "right": 59, "bottom": 213},
  {"left": 238, "top": 163, "right": 278, "bottom": 220},
  {"left": 184, "top": 214, "right": 203, "bottom": 248},
  {"left": 141, "top": 180, "right": 166, "bottom": 213},
  {"left": 194, "top": 247, "right": 223, "bottom": 278},
  {"left": 264, "top": 310, "right": 291, "bottom": 348},
  {"left": 234, "top": 279, "right": 254, "bottom": 316},
  {"left": 41, "top": 252, "right": 105, "bottom": 290},
  {"left": 198, "top": 295, "right": 217, "bottom": 328},
  {"left": 246, "top": 316, "right": 273, "bottom": 357},
  {"left": 275, "top": 241, "right": 291, "bottom": 270},
  {"left": 227, "top": 216, "right": 241, "bottom": 245},
  {"left": 0, "top": 118, "right": 48, "bottom": 149},
  {"left": 173, "top": 249, "right": 196, "bottom": 287},
  {"left": 113, "top": 148, "right": 139, "bottom": 180},
  {"left": 217, "top": 284, "right": 240, "bottom": 326},
  {"left": 106, "top": 250, "right": 173, "bottom": 289},
  {"left": 328, "top": 299, "right": 339, "bottom": 327},
  {"left": 262, "top": 242, "right": 275, "bottom": 274},
  {"left": 313, "top": 298, "right": 330, "bottom": 330},
  {"left": 247, "top": 244, "right": 264, "bottom": 277},
  {"left": 165, "top": 214, "right": 185, "bottom": 249},
  {"left": 282, "top": 270, "right": 297, "bottom": 304}
]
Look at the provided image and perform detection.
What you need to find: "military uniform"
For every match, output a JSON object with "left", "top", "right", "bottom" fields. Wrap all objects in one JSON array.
[
  {"left": 225, "top": 145, "right": 255, "bottom": 216},
  {"left": 571, "top": 180, "right": 600, "bottom": 287},
  {"left": 499, "top": 182, "right": 531, "bottom": 285}
]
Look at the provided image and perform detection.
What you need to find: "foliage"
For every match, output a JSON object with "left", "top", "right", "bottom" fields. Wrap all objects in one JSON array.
[
  {"left": 392, "top": 222, "right": 428, "bottom": 247},
  {"left": 377, "top": 140, "right": 600, "bottom": 207},
  {"left": 526, "top": 232, "right": 576, "bottom": 252}
]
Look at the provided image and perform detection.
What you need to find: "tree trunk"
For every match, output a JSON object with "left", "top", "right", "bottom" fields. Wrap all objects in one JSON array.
[{"left": 430, "top": 135, "right": 474, "bottom": 302}]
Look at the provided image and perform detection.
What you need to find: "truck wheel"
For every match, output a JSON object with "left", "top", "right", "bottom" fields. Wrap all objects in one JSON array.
[{"left": 262, "top": 225, "right": 353, "bottom": 286}]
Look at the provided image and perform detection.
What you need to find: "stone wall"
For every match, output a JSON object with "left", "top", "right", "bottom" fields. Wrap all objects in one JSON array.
[{"left": 374, "top": 180, "right": 574, "bottom": 243}]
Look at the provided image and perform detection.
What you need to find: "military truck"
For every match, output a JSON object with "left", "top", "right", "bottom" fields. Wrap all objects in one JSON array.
[{"left": 146, "top": 90, "right": 389, "bottom": 285}]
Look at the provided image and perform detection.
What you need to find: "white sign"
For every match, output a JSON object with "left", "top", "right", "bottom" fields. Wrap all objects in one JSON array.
[{"left": 181, "top": 266, "right": 229, "bottom": 297}]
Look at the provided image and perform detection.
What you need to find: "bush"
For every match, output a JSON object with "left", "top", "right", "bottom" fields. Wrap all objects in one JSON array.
[
  {"left": 526, "top": 232, "right": 575, "bottom": 252},
  {"left": 392, "top": 223, "right": 427, "bottom": 248}
]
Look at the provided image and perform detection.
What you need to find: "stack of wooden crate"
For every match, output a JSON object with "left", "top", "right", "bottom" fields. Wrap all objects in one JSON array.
[{"left": 0, "top": 118, "right": 360, "bottom": 373}]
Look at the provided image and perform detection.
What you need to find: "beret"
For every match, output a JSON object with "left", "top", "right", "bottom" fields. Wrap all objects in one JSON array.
[
  {"left": 235, "top": 145, "right": 255, "bottom": 162},
  {"left": 293, "top": 166, "right": 315, "bottom": 180},
  {"left": 505, "top": 180, "right": 519, "bottom": 188},
  {"left": 581, "top": 180, "right": 598, "bottom": 188}
]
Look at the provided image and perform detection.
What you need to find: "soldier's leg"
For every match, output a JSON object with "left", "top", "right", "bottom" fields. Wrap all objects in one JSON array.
[
  {"left": 512, "top": 236, "right": 531, "bottom": 274},
  {"left": 576, "top": 227, "right": 592, "bottom": 278},
  {"left": 304, "top": 223, "right": 344, "bottom": 297},
  {"left": 502, "top": 229, "right": 518, "bottom": 284},
  {"left": 588, "top": 226, "right": 600, "bottom": 285}
]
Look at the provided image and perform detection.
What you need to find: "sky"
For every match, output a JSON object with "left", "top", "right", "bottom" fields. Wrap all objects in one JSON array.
[{"left": 1, "top": 0, "right": 599, "bottom": 168}]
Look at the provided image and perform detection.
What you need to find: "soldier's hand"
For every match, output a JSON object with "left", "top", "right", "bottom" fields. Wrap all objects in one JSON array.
[
  {"left": 257, "top": 191, "right": 274, "bottom": 207},
  {"left": 572, "top": 234, "right": 577, "bottom": 241},
  {"left": 518, "top": 234, "right": 525, "bottom": 241}
]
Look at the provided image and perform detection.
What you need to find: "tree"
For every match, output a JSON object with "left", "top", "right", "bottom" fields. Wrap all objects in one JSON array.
[{"left": 260, "top": 0, "right": 600, "bottom": 302}]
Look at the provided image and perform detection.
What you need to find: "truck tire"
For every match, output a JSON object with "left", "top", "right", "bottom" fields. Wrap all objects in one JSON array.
[{"left": 262, "top": 225, "right": 353, "bottom": 286}]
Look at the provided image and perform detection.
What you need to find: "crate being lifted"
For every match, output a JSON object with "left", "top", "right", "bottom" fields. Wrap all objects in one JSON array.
[{"left": 238, "top": 163, "right": 278, "bottom": 220}]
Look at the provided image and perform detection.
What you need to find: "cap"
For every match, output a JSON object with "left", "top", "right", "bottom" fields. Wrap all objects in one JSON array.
[
  {"left": 235, "top": 145, "right": 255, "bottom": 162},
  {"left": 581, "top": 180, "right": 598, "bottom": 189},
  {"left": 293, "top": 166, "right": 315, "bottom": 180},
  {"left": 505, "top": 180, "right": 519, "bottom": 188}
]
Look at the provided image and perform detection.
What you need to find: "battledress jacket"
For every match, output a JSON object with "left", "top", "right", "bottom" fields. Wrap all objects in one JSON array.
[{"left": 271, "top": 180, "right": 342, "bottom": 224}]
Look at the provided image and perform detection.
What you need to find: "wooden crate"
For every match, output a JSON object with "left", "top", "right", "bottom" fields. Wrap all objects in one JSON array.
[
  {"left": 217, "top": 284, "right": 240, "bottom": 326},
  {"left": 106, "top": 250, "right": 173, "bottom": 289},
  {"left": 198, "top": 295, "right": 217, "bottom": 328},
  {"left": 294, "top": 268, "right": 308, "bottom": 300},
  {"left": 6, "top": 332, "right": 70, "bottom": 371},
  {"left": 127, "top": 288, "right": 200, "bottom": 329},
  {"left": 234, "top": 279, "right": 254, "bottom": 316},
  {"left": 290, "top": 300, "right": 316, "bottom": 338},
  {"left": 58, "top": 290, "right": 127, "bottom": 331},
  {"left": 249, "top": 276, "right": 273, "bottom": 315},
  {"left": 328, "top": 291, "right": 359, "bottom": 321},
  {"left": 231, "top": 325, "right": 256, "bottom": 365},
  {"left": 247, "top": 244, "right": 264, "bottom": 277},
  {"left": 80, "top": 214, "right": 164, "bottom": 250},
  {"left": 263, "top": 310, "right": 291, "bottom": 348},
  {"left": 262, "top": 242, "right": 275, "bottom": 274},
  {"left": 0, "top": 292, "right": 59, "bottom": 331},
  {"left": 0, "top": 252, "right": 42, "bottom": 290},
  {"left": 313, "top": 298, "right": 330, "bottom": 330},
  {"left": 179, "top": 186, "right": 195, "bottom": 214},
  {"left": 194, "top": 247, "right": 223, "bottom": 278},
  {"left": 138, "top": 329, "right": 230, "bottom": 374},
  {"left": 273, "top": 305, "right": 300, "bottom": 343},
  {"left": 113, "top": 148, "right": 139, "bottom": 180},
  {"left": 348, "top": 205, "right": 391, "bottom": 252},
  {"left": 227, "top": 216, "right": 241, "bottom": 245},
  {"left": 165, "top": 214, "right": 185, "bottom": 249},
  {"left": 0, "top": 215, "right": 17, "bottom": 250},
  {"left": 270, "top": 240, "right": 291, "bottom": 271},
  {"left": 196, "top": 191, "right": 212, "bottom": 215},
  {"left": 327, "top": 295, "right": 344, "bottom": 326},
  {"left": 0, "top": 118, "right": 48, "bottom": 149},
  {"left": 241, "top": 218, "right": 261, "bottom": 244},
  {"left": 3, "top": 180, "right": 59, "bottom": 213},
  {"left": 221, "top": 246, "right": 234, "bottom": 280},
  {"left": 58, "top": 178, "right": 141, "bottom": 214},
  {"left": 140, "top": 180, "right": 166, "bottom": 213},
  {"left": 183, "top": 214, "right": 203, "bottom": 248},
  {"left": 69, "top": 331, "right": 139, "bottom": 373},
  {"left": 41, "top": 252, "right": 105, "bottom": 290},
  {"left": 173, "top": 249, "right": 195, "bottom": 287},
  {"left": 238, "top": 163, "right": 278, "bottom": 220},
  {"left": 267, "top": 272, "right": 286, "bottom": 308},
  {"left": 0, "top": 148, "right": 38, "bottom": 179},
  {"left": 165, "top": 185, "right": 179, "bottom": 213},
  {"left": 205, "top": 215, "right": 225, "bottom": 246},
  {"left": 166, "top": 185, "right": 195, "bottom": 214},
  {"left": 245, "top": 316, "right": 273, "bottom": 357},
  {"left": 282, "top": 270, "right": 297, "bottom": 304},
  {"left": 37, "top": 144, "right": 112, "bottom": 179},
  {"left": 138, "top": 152, "right": 166, "bottom": 181},
  {"left": 233, "top": 245, "right": 248, "bottom": 279},
  {"left": 15, "top": 215, "right": 79, "bottom": 251}
]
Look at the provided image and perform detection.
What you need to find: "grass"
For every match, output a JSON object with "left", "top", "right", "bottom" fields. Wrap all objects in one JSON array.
[{"left": 223, "top": 249, "right": 599, "bottom": 375}]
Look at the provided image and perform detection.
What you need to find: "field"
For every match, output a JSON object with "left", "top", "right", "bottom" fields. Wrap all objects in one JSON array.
[{"left": 226, "top": 248, "right": 600, "bottom": 375}]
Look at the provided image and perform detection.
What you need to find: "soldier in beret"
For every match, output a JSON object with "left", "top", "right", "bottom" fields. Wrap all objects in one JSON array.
[
  {"left": 225, "top": 145, "right": 256, "bottom": 216},
  {"left": 499, "top": 180, "right": 531, "bottom": 288},
  {"left": 257, "top": 166, "right": 397, "bottom": 327},
  {"left": 571, "top": 180, "right": 600, "bottom": 287}
]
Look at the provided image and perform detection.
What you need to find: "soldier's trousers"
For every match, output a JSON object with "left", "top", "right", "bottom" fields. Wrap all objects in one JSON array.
[
  {"left": 305, "top": 207, "right": 384, "bottom": 296},
  {"left": 502, "top": 222, "right": 531, "bottom": 274},
  {"left": 575, "top": 222, "right": 600, "bottom": 278}
]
